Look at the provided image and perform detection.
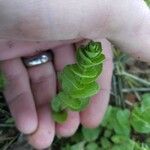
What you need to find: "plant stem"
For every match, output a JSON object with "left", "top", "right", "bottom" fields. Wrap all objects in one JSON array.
[{"left": 118, "top": 72, "right": 150, "bottom": 86}]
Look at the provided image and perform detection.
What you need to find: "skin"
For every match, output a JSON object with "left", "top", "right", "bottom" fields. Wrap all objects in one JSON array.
[{"left": 0, "top": 0, "right": 150, "bottom": 149}]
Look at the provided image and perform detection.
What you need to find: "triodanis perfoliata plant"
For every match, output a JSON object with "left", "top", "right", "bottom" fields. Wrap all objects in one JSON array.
[{"left": 51, "top": 41, "right": 105, "bottom": 123}]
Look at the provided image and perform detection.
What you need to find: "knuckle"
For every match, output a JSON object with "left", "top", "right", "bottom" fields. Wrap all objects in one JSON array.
[
  {"left": 6, "top": 71, "right": 26, "bottom": 83},
  {"left": 8, "top": 90, "right": 29, "bottom": 105},
  {"left": 30, "top": 73, "right": 53, "bottom": 85}
]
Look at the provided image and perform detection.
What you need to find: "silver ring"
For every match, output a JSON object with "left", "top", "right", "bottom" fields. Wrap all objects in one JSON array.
[{"left": 22, "top": 51, "right": 53, "bottom": 67}]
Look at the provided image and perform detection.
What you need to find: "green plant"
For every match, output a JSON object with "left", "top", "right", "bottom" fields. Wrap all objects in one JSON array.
[
  {"left": 130, "top": 94, "right": 150, "bottom": 133},
  {"left": 57, "top": 93, "right": 150, "bottom": 150},
  {"left": 51, "top": 41, "right": 105, "bottom": 123},
  {"left": 102, "top": 93, "right": 150, "bottom": 149},
  {"left": 99, "top": 93, "right": 150, "bottom": 149}
]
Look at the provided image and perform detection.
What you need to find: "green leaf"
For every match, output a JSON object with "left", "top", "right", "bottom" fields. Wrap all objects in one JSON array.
[
  {"left": 86, "top": 142, "right": 99, "bottom": 150},
  {"left": 104, "top": 129, "right": 112, "bottom": 138},
  {"left": 131, "top": 107, "right": 150, "bottom": 133},
  {"left": 100, "top": 137, "right": 112, "bottom": 149},
  {"left": 68, "top": 98, "right": 90, "bottom": 111},
  {"left": 52, "top": 92, "right": 90, "bottom": 112},
  {"left": 71, "top": 64, "right": 103, "bottom": 83},
  {"left": 62, "top": 96, "right": 82, "bottom": 111},
  {"left": 69, "top": 81, "right": 100, "bottom": 99},
  {"left": 86, "top": 50, "right": 101, "bottom": 58},
  {"left": 101, "top": 106, "right": 113, "bottom": 127},
  {"left": 90, "top": 53, "right": 105, "bottom": 66},
  {"left": 111, "top": 143, "right": 133, "bottom": 150},
  {"left": 141, "top": 94, "right": 150, "bottom": 108},
  {"left": 130, "top": 93, "right": 150, "bottom": 133},
  {"left": 111, "top": 135, "right": 135, "bottom": 150},
  {"left": 111, "top": 135, "right": 150, "bottom": 150},
  {"left": 111, "top": 135, "right": 131, "bottom": 144},
  {"left": 115, "top": 109, "right": 131, "bottom": 136},
  {"left": 51, "top": 92, "right": 65, "bottom": 112},
  {"left": 77, "top": 47, "right": 92, "bottom": 67},
  {"left": 70, "top": 142, "right": 85, "bottom": 150},
  {"left": 61, "top": 66, "right": 80, "bottom": 90},
  {"left": 101, "top": 106, "right": 130, "bottom": 136},
  {"left": 77, "top": 50, "right": 105, "bottom": 68},
  {"left": 76, "top": 43, "right": 105, "bottom": 68},
  {"left": 62, "top": 64, "right": 102, "bottom": 88},
  {"left": 82, "top": 127, "right": 101, "bottom": 141},
  {"left": 87, "top": 41, "right": 102, "bottom": 54},
  {"left": 52, "top": 111, "right": 67, "bottom": 124}
]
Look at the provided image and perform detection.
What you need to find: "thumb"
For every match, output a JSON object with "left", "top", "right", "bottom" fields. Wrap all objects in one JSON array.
[{"left": 106, "top": 0, "right": 150, "bottom": 62}]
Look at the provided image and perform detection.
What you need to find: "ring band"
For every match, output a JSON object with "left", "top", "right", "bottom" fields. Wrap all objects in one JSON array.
[{"left": 22, "top": 51, "right": 53, "bottom": 67}]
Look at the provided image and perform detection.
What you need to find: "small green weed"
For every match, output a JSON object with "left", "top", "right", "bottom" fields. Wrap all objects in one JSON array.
[{"left": 57, "top": 93, "right": 150, "bottom": 150}]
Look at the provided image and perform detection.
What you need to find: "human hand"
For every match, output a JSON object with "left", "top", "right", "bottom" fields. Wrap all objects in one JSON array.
[{"left": 0, "top": 0, "right": 150, "bottom": 149}]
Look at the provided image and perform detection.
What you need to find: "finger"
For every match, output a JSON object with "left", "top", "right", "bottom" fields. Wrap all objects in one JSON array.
[
  {"left": 0, "top": 0, "right": 106, "bottom": 40},
  {"left": 0, "top": 40, "right": 80, "bottom": 61},
  {"left": 27, "top": 61, "right": 56, "bottom": 149},
  {"left": 0, "top": 58, "right": 38, "bottom": 134},
  {"left": 80, "top": 39, "right": 113, "bottom": 128},
  {"left": 52, "top": 44, "right": 80, "bottom": 137},
  {"left": 28, "top": 106, "right": 55, "bottom": 149},
  {"left": 107, "top": 0, "right": 150, "bottom": 62}
]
